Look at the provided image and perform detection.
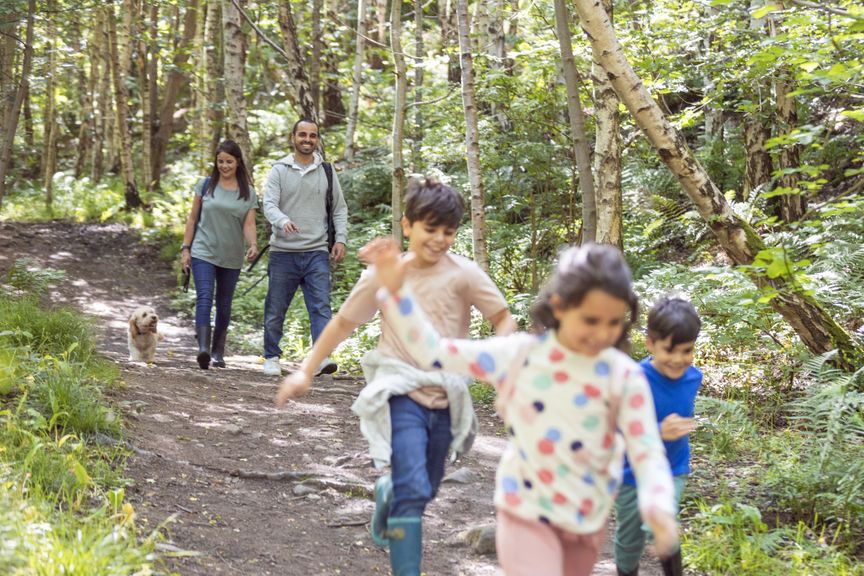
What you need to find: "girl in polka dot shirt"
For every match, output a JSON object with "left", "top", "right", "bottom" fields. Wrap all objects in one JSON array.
[{"left": 360, "top": 239, "right": 678, "bottom": 576}]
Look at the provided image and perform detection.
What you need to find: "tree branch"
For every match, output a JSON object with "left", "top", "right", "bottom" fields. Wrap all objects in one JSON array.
[
  {"left": 785, "top": 0, "right": 860, "bottom": 19},
  {"left": 229, "top": 0, "right": 291, "bottom": 63}
]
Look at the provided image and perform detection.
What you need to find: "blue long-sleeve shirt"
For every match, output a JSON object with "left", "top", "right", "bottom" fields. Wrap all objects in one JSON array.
[{"left": 622, "top": 359, "right": 702, "bottom": 485}]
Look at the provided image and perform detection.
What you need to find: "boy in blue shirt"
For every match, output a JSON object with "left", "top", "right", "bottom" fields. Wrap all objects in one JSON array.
[{"left": 615, "top": 297, "right": 702, "bottom": 576}]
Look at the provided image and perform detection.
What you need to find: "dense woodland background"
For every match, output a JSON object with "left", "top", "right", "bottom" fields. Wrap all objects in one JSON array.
[{"left": 1, "top": 0, "right": 864, "bottom": 573}]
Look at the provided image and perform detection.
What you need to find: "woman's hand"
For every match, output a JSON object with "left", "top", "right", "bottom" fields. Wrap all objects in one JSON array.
[
  {"left": 180, "top": 249, "right": 191, "bottom": 271},
  {"left": 275, "top": 370, "right": 313, "bottom": 407},
  {"left": 245, "top": 244, "right": 258, "bottom": 262},
  {"left": 358, "top": 237, "right": 414, "bottom": 294}
]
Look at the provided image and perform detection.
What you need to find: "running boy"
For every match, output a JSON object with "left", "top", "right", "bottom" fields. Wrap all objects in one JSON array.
[
  {"left": 614, "top": 297, "right": 702, "bottom": 576},
  {"left": 275, "top": 178, "right": 515, "bottom": 576}
]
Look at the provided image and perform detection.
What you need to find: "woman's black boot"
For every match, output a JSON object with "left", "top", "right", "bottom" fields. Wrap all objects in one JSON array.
[
  {"left": 660, "top": 550, "right": 683, "bottom": 576},
  {"left": 617, "top": 566, "right": 639, "bottom": 576},
  {"left": 211, "top": 327, "right": 227, "bottom": 368},
  {"left": 196, "top": 325, "right": 211, "bottom": 369}
]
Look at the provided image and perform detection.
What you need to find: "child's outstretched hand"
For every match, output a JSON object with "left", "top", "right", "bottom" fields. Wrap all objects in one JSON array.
[
  {"left": 644, "top": 508, "right": 680, "bottom": 559},
  {"left": 275, "top": 370, "right": 313, "bottom": 408},
  {"left": 660, "top": 413, "right": 697, "bottom": 441},
  {"left": 358, "top": 237, "right": 414, "bottom": 294}
]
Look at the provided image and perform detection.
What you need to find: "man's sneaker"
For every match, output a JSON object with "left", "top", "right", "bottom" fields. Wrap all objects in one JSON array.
[
  {"left": 315, "top": 357, "right": 337, "bottom": 376},
  {"left": 262, "top": 357, "right": 282, "bottom": 376}
]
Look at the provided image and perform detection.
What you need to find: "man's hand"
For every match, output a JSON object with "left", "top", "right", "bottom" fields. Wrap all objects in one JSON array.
[
  {"left": 358, "top": 237, "right": 414, "bottom": 294},
  {"left": 660, "top": 413, "right": 697, "bottom": 441},
  {"left": 275, "top": 370, "right": 313, "bottom": 407},
  {"left": 643, "top": 508, "right": 679, "bottom": 558},
  {"left": 331, "top": 242, "right": 346, "bottom": 263},
  {"left": 283, "top": 220, "right": 300, "bottom": 234}
]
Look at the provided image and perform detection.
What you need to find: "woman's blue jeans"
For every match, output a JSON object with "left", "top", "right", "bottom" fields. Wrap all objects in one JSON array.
[
  {"left": 389, "top": 395, "right": 453, "bottom": 518},
  {"left": 191, "top": 257, "right": 241, "bottom": 330}
]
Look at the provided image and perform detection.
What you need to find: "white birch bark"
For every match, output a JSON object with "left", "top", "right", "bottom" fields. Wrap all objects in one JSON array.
[
  {"left": 221, "top": 0, "right": 254, "bottom": 170},
  {"left": 345, "top": 0, "right": 368, "bottom": 162},
  {"left": 391, "top": 0, "right": 408, "bottom": 245},
  {"left": 457, "top": 0, "right": 488, "bottom": 271}
]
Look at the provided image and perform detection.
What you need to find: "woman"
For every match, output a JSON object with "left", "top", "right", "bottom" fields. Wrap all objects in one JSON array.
[{"left": 181, "top": 140, "right": 258, "bottom": 369}]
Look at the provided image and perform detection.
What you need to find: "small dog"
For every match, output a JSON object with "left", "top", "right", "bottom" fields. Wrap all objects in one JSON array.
[{"left": 128, "top": 306, "right": 162, "bottom": 363}]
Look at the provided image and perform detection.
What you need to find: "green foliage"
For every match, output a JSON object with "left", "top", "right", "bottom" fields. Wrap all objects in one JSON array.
[
  {"left": 692, "top": 397, "right": 758, "bottom": 460},
  {"left": 683, "top": 501, "right": 863, "bottom": 575}
]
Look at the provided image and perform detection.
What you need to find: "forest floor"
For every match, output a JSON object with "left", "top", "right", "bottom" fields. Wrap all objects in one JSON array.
[{"left": 0, "top": 220, "right": 664, "bottom": 576}]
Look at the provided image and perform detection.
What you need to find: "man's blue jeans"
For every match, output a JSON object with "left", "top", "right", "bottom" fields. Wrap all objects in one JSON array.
[
  {"left": 190, "top": 257, "right": 241, "bottom": 330},
  {"left": 389, "top": 395, "right": 453, "bottom": 518},
  {"left": 263, "top": 250, "right": 332, "bottom": 359}
]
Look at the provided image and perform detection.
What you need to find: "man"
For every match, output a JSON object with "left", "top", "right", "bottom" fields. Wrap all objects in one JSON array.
[{"left": 261, "top": 118, "right": 348, "bottom": 376}]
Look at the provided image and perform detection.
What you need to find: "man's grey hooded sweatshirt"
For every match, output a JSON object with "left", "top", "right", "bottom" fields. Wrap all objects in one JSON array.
[{"left": 262, "top": 153, "right": 348, "bottom": 252}]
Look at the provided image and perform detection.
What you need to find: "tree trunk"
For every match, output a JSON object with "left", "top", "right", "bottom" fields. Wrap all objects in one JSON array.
[
  {"left": 151, "top": 0, "right": 199, "bottom": 190},
  {"left": 774, "top": 74, "right": 806, "bottom": 222},
  {"left": 221, "top": 0, "right": 254, "bottom": 170},
  {"left": 590, "top": 0, "right": 622, "bottom": 248},
  {"left": 107, "top": 4, "right": 142, "bottom": 209},
  {"left": 553, "top": 0, "right": 596, "bottom": 244},
  {"left": 137, "top": 0, "right": 154, "bottom": 192},
  {"left": 277, "top": 1, "right": 319, "bottom": 122},
  {"left": 311, "top": 0, "right": 323, "bottom": 110},
  {"left": 345, "top": 0, "right": 368, "bottom": 162},
  {"left": 205, "top": 0, "right": 225, "bottom": 157},
  {"left": 371, "top": 0, "right": 388, "bottom": 69},
  {"left": 72, "top": 19, "right": 93, "bottom": 179},
  {"left": 43, "top": 0, "right": 58, "bottom": 207},
  {"left": 391, "top": 0, "right": 407, "bottom": 245},
  {"left": 193, "top": 0, "right": 208, "bottom": 170},
  {"left": 438, "top": 0, "right": 460, "bottom": 83},
  {"left": 412, "top": 0, "right": 424, "bottom": 172},
  {"left": 322, "top": 52, "right": 347, "bottom": 127},
  {"left": 457, "top": 0, "right": 488, "bottom": 271},
  {"left": 572, "top": 0, "right": 862, "bottom": 369},
  {"left": 742, "top": 115, "right": 772, "bottom": 201},
  {"left": 0, "top": 0, "right": 35, "bottom": 209},
  {"left": 92, "top": 11, "right": 111, "bottom": 183}
]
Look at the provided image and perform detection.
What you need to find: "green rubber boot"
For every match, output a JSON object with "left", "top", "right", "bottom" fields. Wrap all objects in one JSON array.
[
  {"left": 387, "top": 516, "right": 422, "bottom": 576},
  {"left": 371, "top": 475, "right": 393, "bottom": 549}
]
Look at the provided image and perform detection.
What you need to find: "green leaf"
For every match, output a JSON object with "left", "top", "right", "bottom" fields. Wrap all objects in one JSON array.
[{"left": 752, "top": 4, "right": 781, "bottom": 19}]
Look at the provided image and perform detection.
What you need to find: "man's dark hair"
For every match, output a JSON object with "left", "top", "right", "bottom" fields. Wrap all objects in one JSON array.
[
  {"left": 292, "top": 118, "right": 319, "bottom": 136},
  {"left": 646, "top": 297, "right": 701, "bottom": 347},
  {"left": 403, "top": 177, "right": 464, "bottom": 228}
]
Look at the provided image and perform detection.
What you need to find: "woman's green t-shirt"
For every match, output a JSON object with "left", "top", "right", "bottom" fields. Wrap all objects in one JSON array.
[{"left": 190, "top": 178, "right": 258, "bottom": 269}]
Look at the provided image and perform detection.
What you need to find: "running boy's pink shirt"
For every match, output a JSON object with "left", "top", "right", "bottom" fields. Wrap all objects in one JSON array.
[
  {"left": 337, "top": 252, "right": 509, "bottom": 408},
  {"left": 377, "top": 287, "right": 676, "bottom": 535}
]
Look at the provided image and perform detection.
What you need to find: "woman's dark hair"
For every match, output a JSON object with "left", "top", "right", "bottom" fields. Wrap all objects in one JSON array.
[
  {"left": 530, "top": 243, "right": 639, "bottom": 351},
  {"left": 206, "top": 140, "right": 252, "bottom": 201},
  {"left": 403, "top": 177, "right": 464, "bottom": 228}
]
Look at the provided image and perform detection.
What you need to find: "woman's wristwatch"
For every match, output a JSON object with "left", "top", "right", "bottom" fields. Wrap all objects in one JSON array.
[{"left": 181, "top": 244, "right": 191, "bottom": 252}]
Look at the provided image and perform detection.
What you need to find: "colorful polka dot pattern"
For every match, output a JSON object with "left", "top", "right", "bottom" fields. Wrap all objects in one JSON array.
[{"left": 381, "top": 288, "right": 675, "bottom": 535}]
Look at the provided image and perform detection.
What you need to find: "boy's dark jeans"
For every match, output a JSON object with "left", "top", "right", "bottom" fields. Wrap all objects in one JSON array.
[{"left": 389, "top": 395, "right": 453, "bottom": 518}]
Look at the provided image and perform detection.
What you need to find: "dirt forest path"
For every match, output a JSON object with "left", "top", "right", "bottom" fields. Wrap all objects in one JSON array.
[{"left": 0, "top": 221, "right": 660, "bottom": 576}]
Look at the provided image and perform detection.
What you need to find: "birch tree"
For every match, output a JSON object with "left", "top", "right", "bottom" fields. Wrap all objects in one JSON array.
[
  {"left": 391, "top": 0, "right": 408, "bottom": 245},
  {"left": 553, "top": 0, "right": 596, "bottom": 244},
  {"left": 221, "top": 0, "right": 254, "bottom": 169},
  {"left": 571, "top": 0, "right": 862, "bottom": 368},
  {"left": 277, "top": 1, "right": 319, "bottom": 122},
  {"left": 590, "top": 0, "right": 622, "bottom": 248},
  {"left": 344, "top": 0, "right": 368, "bottom": 162},
  {"left": 204, "top": 0, "right": 225, "bottom": 158},
  {"left": 413, "top": 0, "right": 425, "bottom": 172},
  {"left": 42, "top": 0, "right": 58, "bottom": 206},
  {"left": 457, "top": 0, "right": 488, "bottom": 271}
]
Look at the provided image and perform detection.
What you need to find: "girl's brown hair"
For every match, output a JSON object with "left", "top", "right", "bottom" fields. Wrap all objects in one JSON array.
[{"left": 530, "top": 243, "right": 639, "bottom": 351}]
